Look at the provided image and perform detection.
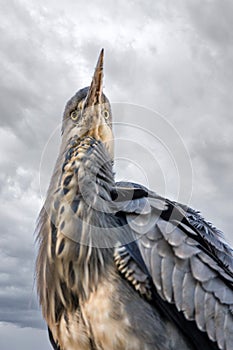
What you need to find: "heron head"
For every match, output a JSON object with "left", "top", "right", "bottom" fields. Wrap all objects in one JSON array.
[{"left": 62, "top": 49, "right": 114, "bottom": 158}]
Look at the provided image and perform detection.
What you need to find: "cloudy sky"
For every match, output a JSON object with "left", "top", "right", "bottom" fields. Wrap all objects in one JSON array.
[{"left": 1, "top": 0, "right": 233, "bottom": 349}]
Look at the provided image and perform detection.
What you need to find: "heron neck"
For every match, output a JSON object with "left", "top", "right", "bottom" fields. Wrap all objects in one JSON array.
[{"left": 62, "top": 135, "right": 114, "bottom": 196}]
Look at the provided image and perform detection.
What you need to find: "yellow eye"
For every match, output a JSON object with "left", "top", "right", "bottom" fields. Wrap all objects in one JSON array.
[
  {"left": 103, "top": 110, "right": 109, "bottom": 120},
  {"left": 71, "top": 110, "right": 78, "bottom": 121}
]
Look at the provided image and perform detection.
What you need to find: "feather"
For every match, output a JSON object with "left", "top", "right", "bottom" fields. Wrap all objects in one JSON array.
[
  {"left": 157, "top": 239, "right": 173, "bottom": 258},
  {"left": 172, "top": 259, "right": 189, "bottom": 311},
  {"left": 190, "top": 255, "right": 217, "bottom": 282},
  {"left": 127, "top": 212, "right": 159, "bottom": 235},
  {"left": 150, "top": 243, "right": 163, "bottom": 294},
  {"left": 157, "top": 220, "right": 176, "bottom": 239},
  {"left": 148, "top": 197, "right": 168, "bottom": 212},
  {"left": 194, "top": 282, "right": 206, "bottom": 331},
  {"left": 176, "top": 221, "right": 198, "bottom": 236},
  {"left": 167, "top": 230, "right": 186, "bottom": 247},
  {"left": 203, "top": 278, "right": 233, "bottom": 304},
  {"left": 182, "top": 272, "right": 195, "bottom": 320},
  {"left": 215, "top": 301, "right": 227, "bottom": 350},
  {"left": 224, "top": 312, "right": 233, "bottom": 350},
  {"left": 204, "top": 292, "right": 216, "bottom": 342},
  {"left": 161, "top": 256, "right": 174, "bottom": 302},
  {"left": 173, "top": 243, "right": 200, "bottom": 259},
  {"left": 197, "top": 251, "right": 220, "bottom": 272}
]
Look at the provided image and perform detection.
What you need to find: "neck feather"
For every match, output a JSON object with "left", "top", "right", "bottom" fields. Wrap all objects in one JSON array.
[{"left": 36, "top": 137, "right": 116, "bottom": 325}]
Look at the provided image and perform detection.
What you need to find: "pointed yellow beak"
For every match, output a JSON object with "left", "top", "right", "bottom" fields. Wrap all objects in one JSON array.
[{"left": 83, "top": 48, "right": 104, "bottom": 109}]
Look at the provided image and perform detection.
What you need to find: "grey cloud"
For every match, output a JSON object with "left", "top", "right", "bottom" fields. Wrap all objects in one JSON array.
[
  {"left": 185, "top": 0, "right": 233, "bottom": 48},
  {"left": 0, "top": 323, "right": 49, "bottom": 350}
]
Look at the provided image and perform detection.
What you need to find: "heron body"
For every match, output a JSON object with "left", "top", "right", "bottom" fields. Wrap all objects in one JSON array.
[{"left": 36, "top": 50, "right": 233, "bottom": 350}]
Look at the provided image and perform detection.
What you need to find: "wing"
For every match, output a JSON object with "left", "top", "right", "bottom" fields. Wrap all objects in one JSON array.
[{"left": 113, "top": 182, "right": 233, "bottom": 350}]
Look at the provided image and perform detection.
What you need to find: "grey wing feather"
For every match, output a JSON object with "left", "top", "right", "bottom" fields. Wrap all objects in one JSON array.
[
  {"left": 118, "top": 183, "right": 233, "bottom": 350},
  {"left": 182, "top": 271, "right": 196, "bottom": 320},
  {"left": 150, "top": 241, "right": 164, "bottom": 295},
  {"left": 215, "top": 301, "right": 227, "bottom": 349},
  {"left": 194, "top": 282, "right": 206, "bottom": 331},
  {"left": 161, "top": 255, "right": 174, "bottom": 302},
  {"left": 224, "top": 312, "right": 233, "bottom": 350},
  {"left": 204, "top": 292, "right": 217, "bottom": 341},
  {"left": 172, "top": 259, "right": 189, "bottom": 311}
]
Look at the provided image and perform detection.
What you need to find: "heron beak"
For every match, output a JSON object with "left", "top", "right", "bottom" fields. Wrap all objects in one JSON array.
[{"left": 83, "top": 48, "right": 104, "bottom": 109}]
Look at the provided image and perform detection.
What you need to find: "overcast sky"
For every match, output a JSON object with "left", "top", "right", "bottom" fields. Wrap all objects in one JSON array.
[{"left": 1, "top": 1, "right": 233, "bottom": 349}]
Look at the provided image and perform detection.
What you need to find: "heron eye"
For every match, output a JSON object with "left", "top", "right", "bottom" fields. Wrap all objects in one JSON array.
[
  {"left": 103, "top": 110, "right": 109, "bottom": 120},
  {"left": 71, "top": 110, "right": 78, "bottom": 121}
]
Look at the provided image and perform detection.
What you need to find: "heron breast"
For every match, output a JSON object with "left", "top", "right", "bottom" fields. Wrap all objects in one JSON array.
[{"left": 55, "top": 276, "right": 146, "bottom": 350}]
